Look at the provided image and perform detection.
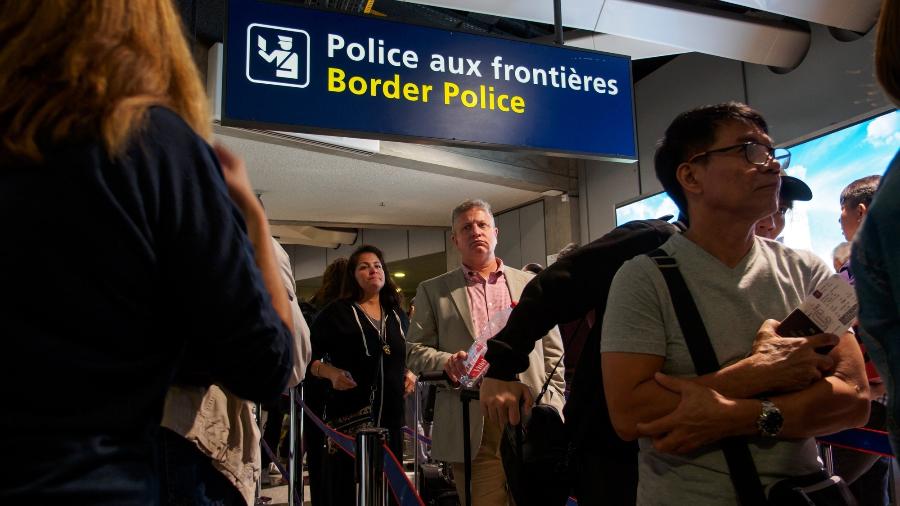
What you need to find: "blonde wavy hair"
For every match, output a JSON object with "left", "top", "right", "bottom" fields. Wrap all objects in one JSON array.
[{"left": 0, "top": 0, "right": 212, "bottom": 162}]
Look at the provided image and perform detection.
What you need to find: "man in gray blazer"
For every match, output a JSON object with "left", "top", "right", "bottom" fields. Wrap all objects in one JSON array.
[{"left": 406, "top": 199, "right": 565, "bottom": 505}]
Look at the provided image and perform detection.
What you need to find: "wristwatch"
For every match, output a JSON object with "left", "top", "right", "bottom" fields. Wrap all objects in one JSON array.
[{"left": 757, "top": 399, "right": 784, "bottom": 437}]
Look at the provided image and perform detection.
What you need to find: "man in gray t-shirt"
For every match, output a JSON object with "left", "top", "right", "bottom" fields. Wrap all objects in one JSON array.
[{"left": 601, "top": 102, "right": 870, "bottom": 505}]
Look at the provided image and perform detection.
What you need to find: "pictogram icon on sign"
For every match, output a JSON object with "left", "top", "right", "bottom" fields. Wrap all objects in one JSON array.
[{"left": 246, "top": 23, "right": 310, "bottom": 88}]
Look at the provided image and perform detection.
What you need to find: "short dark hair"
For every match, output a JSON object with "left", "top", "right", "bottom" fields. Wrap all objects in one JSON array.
[
  {"left": 654, "top": 102, "right": 769, "bottom": 217},
  {"left": 840, "top": 175, "right": 881, "bottom": 209},
  {"left": 341, "top": 245, "right": 402, "bottom": 309}
]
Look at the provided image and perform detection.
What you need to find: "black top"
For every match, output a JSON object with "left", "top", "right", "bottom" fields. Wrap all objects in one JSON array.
[
  {"left": 310, "top": 300, "right": 408, "bottom": 430},
  {"left": 485, "top": 219, "right": 680, "bottom": 379},
  {"left": 0, "top": 107, "right": 293, "bottom": 503}
]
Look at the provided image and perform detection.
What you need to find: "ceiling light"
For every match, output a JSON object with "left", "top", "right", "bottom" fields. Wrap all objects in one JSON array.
[
  {"left": 394, "top": 272, "right": 406, "bottom": 278},
  {"left": 541, "top": 189, "right": 565, "bottom": 197}
]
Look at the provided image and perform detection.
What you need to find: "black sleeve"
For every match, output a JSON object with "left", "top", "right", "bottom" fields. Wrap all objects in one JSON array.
[
  {"left": 484, "top": 220, "right": 677, "bottom": 380},
  {"left": 398, "top": 308, "right": 410, "bottom": 336},
  {"left": 310, "top": 302, "right": 341, "bottom": 364},
  {"left": 146, "top": 108, "right": 293, "bottom": 401}
]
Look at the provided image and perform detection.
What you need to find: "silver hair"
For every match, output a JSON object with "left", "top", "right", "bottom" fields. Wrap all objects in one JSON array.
[
  {"left": 832, "top": 241, "right": 852, "bottom": 265},
  {"left": 450, "top": 199, "right": 494, "bottom": 228},
  {"left": 557, "top": 242, "right": 580, "bottom": 259}
]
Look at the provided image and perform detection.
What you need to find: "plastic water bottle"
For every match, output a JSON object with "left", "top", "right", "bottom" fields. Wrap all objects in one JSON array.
[{"left": 459, "top": 304, "right": 515, "bottom": 388}]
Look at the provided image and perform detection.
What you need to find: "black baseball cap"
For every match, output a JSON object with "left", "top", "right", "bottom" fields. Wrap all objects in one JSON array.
[{"left": 780, "top": 175, "right": 813, "bottom": 202}]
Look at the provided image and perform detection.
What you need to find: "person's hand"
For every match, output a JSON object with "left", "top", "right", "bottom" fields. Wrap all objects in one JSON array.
[
  {"left": 749, "top": 319, "right": 838, "bottom": 393},
  {"left": 444, "top": 350, "right": 468, "bottom": 384},
  {"left": 404, "top": 370, "right": 416, "bottom": 397},
  {"left": 480, "top": 377, "right": 534, "bottom": 427},
  {"left": 213, "top": 143, "right": 261, "bottom": 215},
  {"left": 636, "top": 373, "right": 737, "bottom": 454},
  {"left": 325, "top": 367, "right": 357, "bottom": 391}
]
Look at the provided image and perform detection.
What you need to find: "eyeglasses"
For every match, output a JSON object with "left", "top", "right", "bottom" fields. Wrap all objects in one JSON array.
[{"left": 687, "top": 142, "right": 791, "bottom": 170}]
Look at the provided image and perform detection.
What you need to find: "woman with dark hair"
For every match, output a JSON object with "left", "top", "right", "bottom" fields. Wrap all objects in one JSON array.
[
  {"left": 308, "top": 257, "right": 349, "bottom": 314},
  {"left": 308, "top": 245, "right": 408, "bottom": 505}
]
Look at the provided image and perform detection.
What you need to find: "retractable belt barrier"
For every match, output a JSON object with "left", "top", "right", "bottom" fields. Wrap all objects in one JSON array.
[
  {"left": 402, "top": 426, "right": 433, "bottom": 447},
  {"left": 295, "top": 396, "right": 426, "bottom": 506},
  {"left": 269, "top": 393, "right": 889, "bottom": 506},
  {"left": 260, "top": 438, "right": 297, "bottom": 504},
  {"left": 817, "top": 427, "right": 894, "bottom": 458}
]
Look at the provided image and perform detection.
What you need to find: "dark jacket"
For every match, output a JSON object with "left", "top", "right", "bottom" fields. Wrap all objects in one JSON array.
[{"left": 0, "top": 107, "right": 293, "bottom": 504}]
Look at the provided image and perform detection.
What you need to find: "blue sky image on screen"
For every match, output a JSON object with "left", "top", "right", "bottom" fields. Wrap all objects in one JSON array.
[
  {"left": 615, "top": 109, "right": 899, "bottom": 270},
  {"left": 615, "top": 192, "right": 678, "bottom": 226},
  {"left": 783, "top": 109, "right": 899, "bottom": 268}
]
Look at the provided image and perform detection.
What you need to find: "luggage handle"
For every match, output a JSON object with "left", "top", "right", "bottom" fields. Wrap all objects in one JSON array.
[{"left": 418, "top": 370, "right": 451, "bottom": 384}]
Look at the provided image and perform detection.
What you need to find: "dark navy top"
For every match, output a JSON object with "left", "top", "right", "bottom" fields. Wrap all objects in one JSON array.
[{"left": 0, "top": 107, "right": 293, "bottom": 504}]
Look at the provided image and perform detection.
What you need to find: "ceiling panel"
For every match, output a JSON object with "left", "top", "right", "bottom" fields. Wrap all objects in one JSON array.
[{"left": 215, "top": 130, "right": 544, "bottom": 227}]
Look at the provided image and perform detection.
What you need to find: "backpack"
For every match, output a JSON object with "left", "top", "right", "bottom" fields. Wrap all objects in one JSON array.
[{"left": 490, "top": 218, "right": 681, "bottom": 506}]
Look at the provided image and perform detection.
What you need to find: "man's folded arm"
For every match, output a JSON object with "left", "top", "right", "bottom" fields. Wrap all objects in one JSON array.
[{"left": 606, "top": 330, "right": 870, "bottom": 445}]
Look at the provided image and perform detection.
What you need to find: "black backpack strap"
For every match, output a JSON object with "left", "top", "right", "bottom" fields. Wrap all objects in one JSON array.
[
  {"left": 535, "top": 352, "right": 564, "bottom": 405},
  {"left": 535, "top": 316, "right": 586, "bottom": 405},
  {"left": 647, "top": 249, "right": 768, "bottom": 506}
]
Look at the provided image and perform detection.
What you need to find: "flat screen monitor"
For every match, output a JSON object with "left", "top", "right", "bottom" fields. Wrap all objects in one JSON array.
[
  {"left": 615, "top": 191, "right": 678, "bottom": 226},
  {"left": 614, "top": 108, "right": 899, "bottom": 268},
  {"left": 781, "top": 108, "right": 899, "bottom": 267}
]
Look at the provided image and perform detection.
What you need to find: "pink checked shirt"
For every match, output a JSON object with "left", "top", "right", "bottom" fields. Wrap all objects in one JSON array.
[{"left": 462, "top": 258, "right": 512, "bottom": 339}]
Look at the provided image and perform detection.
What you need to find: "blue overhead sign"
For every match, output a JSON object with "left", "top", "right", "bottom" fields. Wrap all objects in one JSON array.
[{"left": 223, "top": 0, "right": 637, "bottom": 159}]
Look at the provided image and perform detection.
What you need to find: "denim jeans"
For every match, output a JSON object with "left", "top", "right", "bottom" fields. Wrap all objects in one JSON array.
[
  {"left": 853, "top": 151, "right": 900, "bottom": 456},
  {"left": 157, "top": 427, "right": 244, "bottom": 506},
  {"left": 1, "top": 433, "right": 158, "bottom": 505}
]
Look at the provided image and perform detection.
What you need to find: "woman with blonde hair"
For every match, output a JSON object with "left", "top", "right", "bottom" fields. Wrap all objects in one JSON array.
[{"left": 0, "top": 1, "right": 294, "bottom": 504}]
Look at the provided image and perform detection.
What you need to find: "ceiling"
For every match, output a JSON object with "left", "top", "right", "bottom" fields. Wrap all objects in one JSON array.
[
  {"left": 181, "top": 0, "right": 883, "bottom": 244},
  {"left": 179, "top": 0, "right": 881, "bottom": 66},
  {"left": 214, "top": 125, "right": 546, "bottom": 227}
]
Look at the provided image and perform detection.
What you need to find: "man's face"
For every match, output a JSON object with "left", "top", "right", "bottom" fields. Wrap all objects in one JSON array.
[
  {"left": 451, "top": 208, "right": 498, "bottom": 265},
  {"left": 840, "top": 203, "right": 864, "bottom": 241},
  {"left": 755, "top": 200, "right": 789, "bottom": 240},
  {"left": 684, "top": 120, "right": 782, "bottom": 224},
  {"left": 755, "top": 213, "right": 777, "bottom": 240}
]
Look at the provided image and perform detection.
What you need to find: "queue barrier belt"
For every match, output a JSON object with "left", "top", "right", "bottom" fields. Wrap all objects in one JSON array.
[
  {"left": 817, "top": 426, "right": 894, "bottom": 458},
  {"left": 274, "top": 395, "right": 890, "bottom": 506},
  {"left": 402, "top": 426, "right": 433, "bottom": 447},
  {"left": 260, "top": 437, "right": 297, "bottom": 504},
  {"left": 297, "top": 397, "right": 426, "bottom": 506}
]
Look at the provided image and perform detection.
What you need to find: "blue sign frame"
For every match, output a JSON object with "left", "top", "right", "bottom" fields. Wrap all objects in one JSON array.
[{"left": 223, "top": 0, "right": 637, "bottom": 160}]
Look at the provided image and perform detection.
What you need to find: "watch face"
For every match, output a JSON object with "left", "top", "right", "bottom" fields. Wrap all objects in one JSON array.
[{"left": 759, "top": 403, "right": 784, "bottom": 437}]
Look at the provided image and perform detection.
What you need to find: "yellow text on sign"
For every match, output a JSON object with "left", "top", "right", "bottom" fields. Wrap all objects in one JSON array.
[
  {"left": 328, "top": 67, "right": 432, "bottom": 102},
  {"left": 443, "top": 82, "right": 525, "bottom": 114}
]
